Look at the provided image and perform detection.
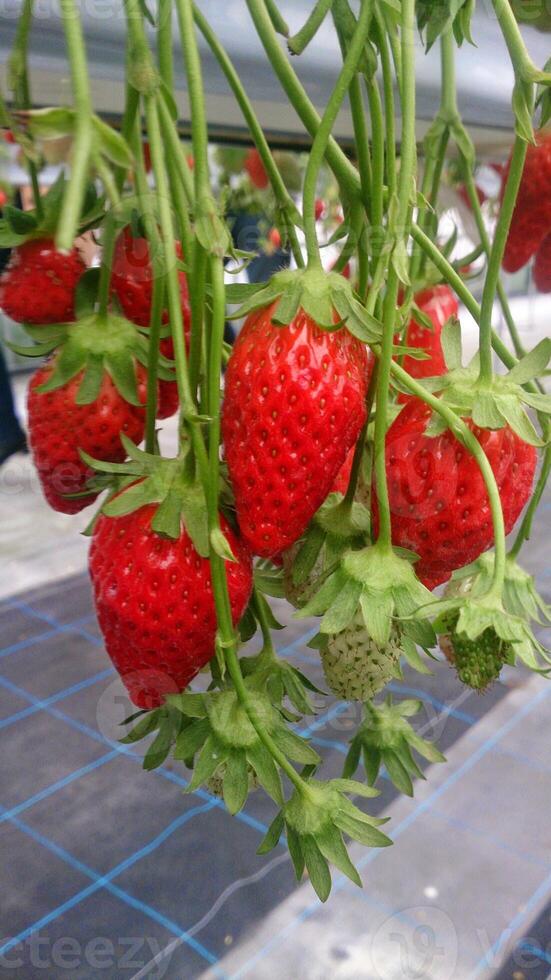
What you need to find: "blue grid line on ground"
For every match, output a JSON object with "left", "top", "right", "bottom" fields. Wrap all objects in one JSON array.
[
  {"left": 471, "top": 866, "right": 551, "bottom": 976},
  {"left": 0, "top": 804, "right": 224, "bottom": 973},
  {"left": 0, "top": 668, "right": 115, "bottom": 731},
  {"left": 229, "top": 681, "right": 551, "bottom": 979},
  {"left": 517, "top": 941, "right": 551, "bottom": 967},
  {"left": 429, "top": 805, "right": 551, "bottom": 871},
  {"left": 0, "top": 616, "right": 100, "bottom": 661}
]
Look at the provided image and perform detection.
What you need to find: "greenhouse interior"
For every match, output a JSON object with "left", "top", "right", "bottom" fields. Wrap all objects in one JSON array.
[{"left": 0, "top": 1, "right": 551, "bottom": 978}]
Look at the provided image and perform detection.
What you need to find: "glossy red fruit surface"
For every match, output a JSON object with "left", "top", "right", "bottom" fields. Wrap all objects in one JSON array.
[
  {"left": 533, "top": 232, "right": 551, "bottom": 292},
  {"left": 401, "top": 285, "right": 457, "bottom": 385},
  {"left": 28, "top": 361, "right": 147, "bottom": 514},
  {"left": 89, "top": 505, "right": 253, "bottom": 708},
  {"left": 111, "top": 228, "right": 191, "bottom": 336},
  {"left": 374, "top": 398, "right": 537, "bottom": 589},
  {"left": 244, "top": 148, "right": 269, "bottom": 189},
  {"left": 502, "top": 130, "right": 551, "bottom": 274},
  {"left": 222, "top": 304, "right": 370, "bottom": 557},
  {"left": 0, "top": 238, "right": 84, "bottom": 324}
]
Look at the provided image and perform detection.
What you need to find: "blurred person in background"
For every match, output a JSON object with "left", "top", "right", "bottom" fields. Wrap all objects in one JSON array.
[{"left": 0, "top": 191, "right": 27, "bottom": 466}]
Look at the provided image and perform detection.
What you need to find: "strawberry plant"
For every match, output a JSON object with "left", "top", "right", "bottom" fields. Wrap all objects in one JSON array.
[{"left": 2, "top": 0, "right": 551, "bottom": 900}]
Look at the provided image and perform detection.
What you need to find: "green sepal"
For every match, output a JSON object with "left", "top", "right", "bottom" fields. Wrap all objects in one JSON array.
[
  {"left": 75, "top": 268, "right": 101, "bottom": 319},
  {"left": 257, "top": 811, "right": 285, "bottom": 855},
  {"left": 194, "top": 195, "right": 232, "bottom": 258},
  {"left": 3, "top": 204, "right": 38, "bottom": 235}
]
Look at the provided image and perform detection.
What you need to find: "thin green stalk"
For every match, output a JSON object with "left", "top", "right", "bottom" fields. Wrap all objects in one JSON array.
[
  {"left": 347, "top": 75, "right": 372, "bottom": 212},
  {"left": 57, "top": 0, "right": 94, "bottom": 251},
  {"left": 391, "top": 360, "right": 508, "bottom": 593},
  {"left": 97, "top": 214, "right": 117, "bottom": 318},
  {"left": 492, "top": 0, "right": 549, "bottom": 82},
  {"left": 461, "top": 163, "right": 527, "bottom": 361},
  {"left": 192, "top": 2, "right": 304, "bottom": 267},
  {"left": 156, "top": 98, "right": 195, "bottom": 207},
  {"left": 8, "top": 0, "right": 44, "bottom": 221},
  {"left": 365, "top": 76, "right": 384, "bottom": 270},
  {"left": 156, "top": 99, "right": 195, "bottom": 260},
  {"left": 263, "top": 0, "right": 289, "bottom": 37},
  {"left": 302, "top": 0, "right": 373, "bottom": 268},
  {"left": 246, "top": 0, "right": 360, "bottom": 201},
  {"left": 288, "top": 0, "right": 333, "bottom": 56},
  {"left": 158, "top": 0, "right": 174, "bottom": 90},
  {"left": 373, "top": 0, "right": 416, "bottom": 551},
  {"left": 478, "top": 133, "right": 529, "bottom": 383},
  {"left": 115, "top": 81, "right": 139, "bottom": 195},
  {"left": 509, "top": 441, "right": 551, "bottom": 560},
  {"left": 374, "top": 11, "right": 396, "bottom": 201},
  {"left": 343, "top": 362, "right": 378, "bottom": 507},
  {"left": 145, "top": 276, "right": 165, "bottom": 454},
  {"left": 173, "top": 0, "right": 210, "bottom": 200},
  {"left": 94, "top": 154, "right": 120, "bottom": 208}
]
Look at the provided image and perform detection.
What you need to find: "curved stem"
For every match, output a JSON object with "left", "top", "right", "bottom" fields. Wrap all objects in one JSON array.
[
  {"left": 302, "top": 0, "right": 373, "bottom": 268},
  {"left": 391, "top": 361, "right": 507, "bottom": 593},
  {"left": 478, "top": 133, "right": 530, "bottom": 384},
  {"left": 173, "top": 0, "right": 210, "bottom": 201},
  {"left": 246, "top": 0, "right": 360, "bottom": 201},
  {"left": 492, "top": 0, "right": 547, "bottom": 81},
  {"left": 288, "top": 0, "right": 333, "bottom": 55},
  {"left": 191, "top": 2, "right": 303, "bottom": 267},
  {"left": 56, "top": 0, "right": 94, "bottom": 252}
]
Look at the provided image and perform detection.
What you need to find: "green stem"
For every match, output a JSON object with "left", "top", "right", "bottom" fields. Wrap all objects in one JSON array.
[
  {"left": 343, "top": 361, "right": 378, "bottom": 507},
  {"left": 173, "top": 0, "right": 210, "bottom": 200},
  {"left": 115, "top": 81, "right": 139, "bottom": 195},
  {"left": 94, "top": 154, "right": 120, "bottom": 208},
  {"left": 348, "top": 76, "right": 372, "bottom": 212},
  {"left": 145, "top": 276, "right": 165, "bottom": 454},
  {"left": 302, "top": 0, "right": 373, "bottom": 269},
  {"left": 263, "top": 0, "right": 289, "bottom": 37},
  {"left": 56, "top": 0, "right": 94, "bottom": 252},
  {"left": 365, "top": 75, "right": 384, "bottom": 270},
  {"left": 156, "top": 98, "right": 195, "bottom": 207},
  {"left": 373, "top": 0, "right": 416, "bottom": 550},
  {"left": 246, "top": 0, "right": 360, "bottom": 201},
  {"left": 97, "top": 214, "right": 117, "bottom": 318},
  {"left": 252, "top": 588, "right": 276, "bottom": 655},
  {"left": 288, "top": 0, "right": 333, "bottom": 55},
  {"left": 9, "top": 0, "right": 44, "bottom": 221},
  {"left": 192, "top": 2, "right": 303, "bottom": 267},
  {"left": 509, "top": 440, "right": 551, "bottom": 560},
  {"left": 375, "top": 11, "right": 396, "bottom": 201},
  {"left": 157, "top": 100, "right": 195, "bottom": 261},
  {"left": 478, "top": 133, "right": 529, "bottom": 384},
  {"left": 492, "top": 0, "right": 547, "bottom": 82},
  {"left": 158, "top": 0, "right": 174, "bottom": 90}
]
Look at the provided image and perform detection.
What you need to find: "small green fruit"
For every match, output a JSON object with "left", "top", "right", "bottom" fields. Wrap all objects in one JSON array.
[{"left": 322, "top": 613, "right": 401, "bottom": 701}]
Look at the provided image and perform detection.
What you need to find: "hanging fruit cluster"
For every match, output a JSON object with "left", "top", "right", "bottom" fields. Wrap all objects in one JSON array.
[{"left": 1, "top": 0, "right": 550, "bottom": 900}]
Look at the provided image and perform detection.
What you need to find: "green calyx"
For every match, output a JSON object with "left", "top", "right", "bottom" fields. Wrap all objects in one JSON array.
[
  {"left": 417, "top": 326, "right": 551, "bottom": 446},
  {"left": 165, "top": 685, "right": 319, "bottom": 814},
  {"left": 195, "top": 192, "right": 232, "bottom": 258},
  {"left": 26, "top": 311, "right": 173, "bottom": 407},
  {"left": 225, "top": 267, "right": 382, "bottom": 343},
  {"left": 344, "top": 698, "right": 446, "bottom": 797},
  {"left": 258, "top": 777, "right": 391, "bottom": 901},
  {"left": 0, "top": 171, "right": 101, "bottom": 247},
  {"left": 297, "top": 543, "right": 436, "bottom": 676},
  {"left": 240, "top": 646, "right": 324, "bottom": 718},
  {"left": 83, "top": 439, "right": 211, "bottom": 553},
  {"left": 283, "top": 493, "right": 371, "bottom": 610}
]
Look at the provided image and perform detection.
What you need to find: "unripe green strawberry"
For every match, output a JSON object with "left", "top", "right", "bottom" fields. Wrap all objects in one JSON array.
[
  {"left": 321, "top": 614, "right": 401, "bottom": 701},
  {"left": 439, "top": 616, "right": 511, "bottom": 691}
]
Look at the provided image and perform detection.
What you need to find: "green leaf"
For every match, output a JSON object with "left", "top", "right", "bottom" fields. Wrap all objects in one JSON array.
[
  {"left": 210, "top": 527, "right": 237, "bottom": 562},
  {"left": 331, "top": 778, "right": 379, "bottom": 799},
  {"left": 471, "top": 390, "right": 506, "bottom": 430},
  {"left": 180, "top": 484, "right": 209, "bottom": 558},
  {"left": 75, "top": 268, "right": 100, "bottom": 318},
  {"left": 512, "top": 78, "right": 536, "bottom": 144},
  {"left": 93, "top": 116, "right": 134, "bottom": 168},
  {"left": 105, "top": 351, "right": 141, "bottom": 406},
  {"left": 173, "top": 718, "right": 210, "bottom": 760},
  {"left": 223, "top": 751, "right": 250, "bottom": 814},
  {"left": 257, "top": 811, "right": 285, "bottom": 855},
  {"left": 316, "top": 824, "right": 361, "bottom": 888},
  {"left": 320, "top": 578, "right": 362, "bottom": 634},
  {"left": 271, "top": 280, "right": 303, "bottom": 325},
  {"left": 498, "top": 398, "right": 544, "bottom": 447},
  {"left": 143, "top": 716, "right": 174, "bottom": 770},
  {"left": 247, "top": 741, "right": 284, "bottom": 805},
  {"left": 401, "top": 635, "right": 433, "bottom": 675},
  {"left": 334, "top": 810, "right": 392, "bottom": 849},
  {"left": 441, "top": 317, "right": 463, "bottom": 370},
  {"left": 3, "top": 205, "right": 37, "bottom": 235},
  {"left": 296, "top": 569, "right": 348, "bottom": 619},
  {"left": 359, "top": 590, "right": 393, "bottom": 647},
  {"left": 363, "top": 745, "right": 382, "bottom": 786},
  {"left": 151, "top": 488, "right": 182, "bottom": 540},
  {"left": 76, "top": 354, "right": 104, "bottom": 405},
  {"left": 382, "top": 749, "right": 414, "bottom": 796},
  {"left": 188, "top": 736, "right": 227, "bottom": 791},
  {"left": 302, "top": 835, "right": 332, "bottom": 902},
  {"left": 36, "top": 343, "right": 87, "bottom": 392},
  {"left": 25, "top": 105, "right": 76, "bottom": 138},
  {"left": 342, "top": 739, "right": 361, "bottom": 779},
  {"left": 286, "top": 824, "right": 305, "bottom": 880},
  {"left": 272, "top": 727, "right": 320, "bottom": 765},
  {"left": 408, "top": 733, "right": 446, "bottom": 765},
  {"left": 120, "top": 709, "right": 160, "bottom": 743},
  {"left": 507, "top": 338, "right": 551, "bottom": 385},
  {"left": 166, "top": 691, "right": 207, "bottom": 718},
  {"left": 103, "top": 481, "right": 153, "bottom": 517}
]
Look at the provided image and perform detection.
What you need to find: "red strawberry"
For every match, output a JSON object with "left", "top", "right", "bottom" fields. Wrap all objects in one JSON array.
[
  {"left": 222, "top": 304, "right": 370, "bottom": 557},
  {"left": 89, "top": 505, "right": 253, "bottom": 708},
  {"left": 502, "top": 129, "right": 551, "bottom": 273},
  {"left": 0, "top": 238, "right": 84, "bottom": 324},
  {"left": 244, "top": 148, "right": 269, "bottom": 189},
  {"left": 374, "top": 398, "right": 536, "bottom": 589},
  {"left": 332, "top": 446, "right": 355, "bottom": 496},
  {"left": 28, "top": 360, "right": 147, "bottom": 514},
  {"left": 533, "top": 232, "right": 551, "bottom": 292},
  {"left": 315, "top": 199, "right": 326, "bottom": 221},
  {"left": 398, "top": 285, "right": 457, "bottom": 402},
  {"left": 111, "top": 229, "right": 190, "bottom": 419}
]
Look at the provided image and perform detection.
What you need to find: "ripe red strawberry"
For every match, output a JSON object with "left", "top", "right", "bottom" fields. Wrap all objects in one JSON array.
[
  {"left": 111, "top": 229, "right": 190, "bottom": 419},
  {"left": 533, "top": 232, "right": 551, "bottom": 292},
  {"left": 502, "top": 129, "right": 551, "bottom": 273},
  {"left": 374, "top": 398, "right": 536, "bottom": 589},
  {"left": 28, "top": 360, "right": 147, "bottom": 514},
  {"left": 89, "top": 505, "right": 253, "bottom": 708},
  {"left": 398, "top": 285, "right": 457, "bottom": 402},
  {"left": 0, "top": 238, "right": 84, "bottom": 323},
  {"left": 222, "top": 304, "right": 370, "bottom": 557},
  {"left": 315, "top": 199, "right": 326, "bottom": 221},
  {"left": 244, "top": 148, "right": 269, "bottom": 189},
  {"left": 111, "top": 228, "right": 191, "bottom": 335}
]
